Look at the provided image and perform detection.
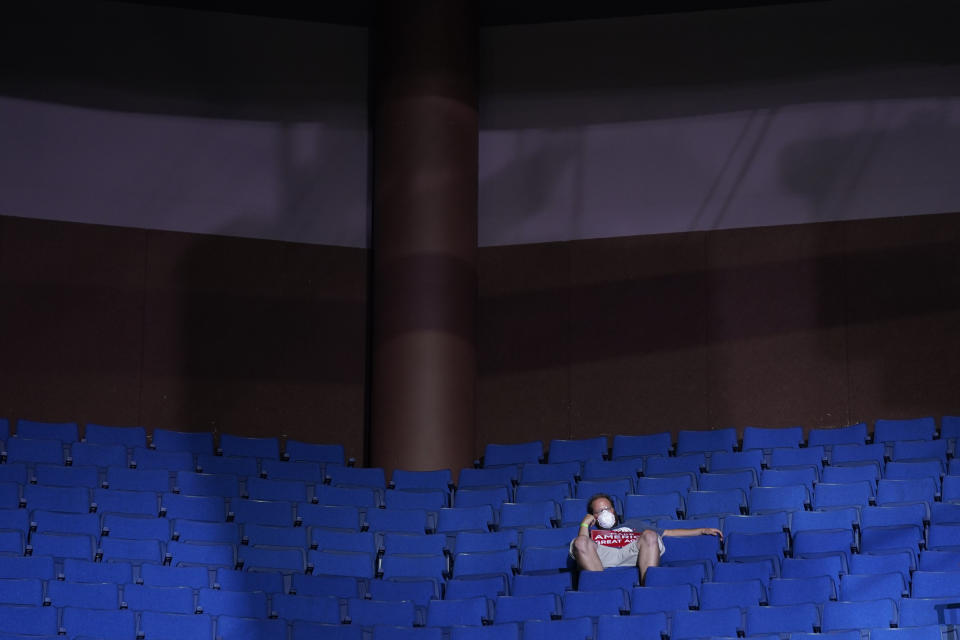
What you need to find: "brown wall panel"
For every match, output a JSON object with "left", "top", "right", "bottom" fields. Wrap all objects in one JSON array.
[
  {"left": 0, "top": 216, "right": 145, "bottom": 427},
  {"left": 844, "top": 213, "right": 960, "bottom": 423},
  {"left": 568, "top": 232, "right": 710, "bottom": 439},
  {"left": 705, "top": 223, "right": 849, "bottom": 432},
  {"left": 477, "top": 242, "right": 570, "bottom": 454},
  {"left": 0, "top": 215, "right": 367, "bottom": 458}
]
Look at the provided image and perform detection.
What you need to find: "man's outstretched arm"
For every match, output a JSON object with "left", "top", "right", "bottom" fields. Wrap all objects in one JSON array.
[{"left": 662, "top": 527, "right": 723, "bottom": 538}]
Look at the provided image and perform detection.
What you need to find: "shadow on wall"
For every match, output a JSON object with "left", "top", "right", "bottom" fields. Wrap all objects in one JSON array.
[{"left": 778, "top": 107, "right": 960, "bottom": 419}]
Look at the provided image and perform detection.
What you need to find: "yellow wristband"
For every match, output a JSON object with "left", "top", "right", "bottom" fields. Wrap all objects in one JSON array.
[{"left": 580, "top": 523, "right": 590, "bottom": 528}]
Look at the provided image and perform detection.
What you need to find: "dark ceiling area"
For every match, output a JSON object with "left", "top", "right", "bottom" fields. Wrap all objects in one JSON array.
[{"left": 121, "top": 0, "right": 826, "bottom": 26}]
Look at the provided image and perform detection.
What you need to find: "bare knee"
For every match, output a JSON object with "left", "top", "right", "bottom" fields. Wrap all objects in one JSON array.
[{"left": 638, "top": 529, "right": 659, "bottom": 550}]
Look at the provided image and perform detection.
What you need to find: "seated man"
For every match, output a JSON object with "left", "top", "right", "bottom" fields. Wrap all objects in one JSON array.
[{"left": 570, "top": 493, "right": 722, "bottom": 584}]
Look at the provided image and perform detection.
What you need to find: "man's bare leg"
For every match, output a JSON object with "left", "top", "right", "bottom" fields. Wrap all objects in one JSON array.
[
  {"left": 636, "top": 530, "right": 661, "bottom": 585},
  {"left": 572, "top": 536, "right": 604, "bottom": 572}
]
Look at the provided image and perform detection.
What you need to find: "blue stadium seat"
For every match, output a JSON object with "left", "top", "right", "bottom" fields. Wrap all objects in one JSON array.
[
  {"left": 577, "top": 566, "right": 636, "bottom": 592},
  {"left": 483, "top": 441, "right": 543, "bottom": 467},
  {"left": 744, "top": 603, "right": 819, "bottom": 636},
  {"left": 0, "top": 604, "right": 58, "bottom": 636},
  {"left": 713, "top": 559, "right": 776, "bottom": 584},
  {"left": 122, "top": 584, "right": 194, "bottom": 614},
  {"left": 514, "top": 482, "right": 570, "bottom": 503},
  {"left": 635, "top": 475, "right": 695, "bottom": 496},
  {"left": 860, "top": 525, "right": 923, "bottom": 566},
  {"left": 596, "top": 613, "right": 667, "bottom": 640},
  {"left": 17, "top": 419, "right": 78, "bottom": 441},
  {"left": 645, "top": 453, "right": 706, "bottom": 478},
  {"left": 760, "top": 467, "right": 818, "bottom": 493},
  {"left": 70, "top": 442, "right": 128, "bottom": 468},
  {"left": 348, "top": 598, "right": 417, "bottom": 627},
  {"left": 391, "top": 469, "right": 452, "bottom": 495},
  {"left": 63, "top": 558, "right": 132, "bottom": 583},
  {"left": 105, "top": 467, "right": 170, "bottom": 493},
  {"left": 307, "top": 550, "right": 375, "bottom": 580},
  {"left": 371, "top": 625, "right": 443, "bottom": 640},
  {"left": 510, "top": 572, "right": 572, "bottom": 597},
  {"left": 885, "top": 460, "right": 943, "bottom": 485},
  {"left": 103, "top": 513, "right": 170, "bottom": 542},
  {"left": 131, "top": 447, "right": 194, "bottom": 472},
  {"left": 522, "top": 618, "right": 593, "bottom": 640},
  {"left": 685, "top": 489, "right": 745, "bottom": 519},
  {"left": 792, "top": 528, "right": 855, "bottom": 567},
  {"left": 749, "top": 484, "right": 808, "bottom": 514},
  {"left": 768, "top": 446, "right": 826, "bottom": 472},
  {"left": 547, "top": 436, "right": 607, "bottom": 464},
  {"left": 458, "top": 467, "right": 517, "bottom": 491},
  {"left": 455, "top": 486, "right": 511, "bottom": 509},
  {"left": 876, "top": 478, "right": 937, "bottom": 513},
  {"left": 445, "top": 575, "right": 506, "bottom": 601},
  {"left": 380, "top": 552, "right": 447, "bottom": 585},
  {"left": 559, "top": 498, "right": 589, "bottom": 526},
  {"left": 7, "top": 438, "right": 64, "bottom": 464},
  {"left": 383, "top": 489, "right": 447, "bottom": 510},
  {"left": 563, "top": 587, "right": 628, "bottom": 617},
  {"left": 611, "top": 432, "right": 672, "bottom": 460},
  {"left": 285, "top": 440, "right": 345, "bottom": 465},
  {"left": 365, "top": 508, "right": 430, "bottom": 535},
  {"left": 849, "top": 551, "right": 912, "bottom": 586},
  {"left": 247, "top": 476, "right": 308, "bottom": 502},
  {"left": 425, "top": 596, "right": 488, "bottom": 627},
  {"left": 807, "top": 423, "right": 867, "bottom": 448},
  {"left": 297, "top": 503, "right": 362, "bottom": 531},
  {"left": 291, "top": 572, "right": 364, "bottom": 598},
  {"left": 215, "top": 567, "right": 283, "bottom": 593},
  {"left": 811, "top": 481, "right": 873, "bottom": 511},
  {"left": 455, "top": 529, "right": 518, "bottom": 553},
  {"left": 742, "top": 426, "right": 803, "bottom": 452},
  {"left": 436, "top": 505, "right": 495, "bottom": 535},
  {"left": 670, "top": 606, "right": 742, "bottom": 639},
  {"left": 140, "top": 611, "right": 213, "bottom": 640},
  {"left": 161, "top": 493, "right": 226, "bottom": 522},
  {"left": 630, "top": 583, "right": 697, "bottom": 613},
  {"left": 840, "top": 571, "right": 906, "bottom": 603},
  {"left": 623, "top": 492, "right": 683, "bottom": 521},
  {"left": 314, "top": 529, "right": 375, "bottom": 554},
  {"left": 829, "top": 442, "right": 886, "bottom": 471},
  {"left": 725, "top": 531, "right": 788, "bottom": 569},
  {"left": 0, "top": 463, "right": 27, "bottom": 485},
  {"left": 820, "top": 599, "right": 898, "bottom": 632},
  {"left": 246, "top": 522, "right": 309, "bottom": 549},
  {"left": 500, "top": 500, "right": 556, "bottom": 529},
  {"left": 197, "top": 587, "right": 268, "bottom": 617},
  {"left": 899, "top": 596, "right": 960, "bottom": 627},
  {"left": 676, "top": 429, "right": 738, "bottom": 456},
  {"left": 195, "top": 454, "right": 258, "bottom": 477},
  {"left": 293, "top": 622, "right": 364, "bottom": 640},
  {"left": 781, "top": 556, "right": 844, "bottom": 590},
  {"left": 368, "top": 579, "right": 438, "bottom": 608},
  {"left": 871, "top": 626, "right": 944, "bottom": 640},
  {"left": 174, "top": 471, "right": 240, "bottom": 498},
  {"left": 32, "top": 510, "right": 100, "bottom": 537},
  {"left": 237, "top": 545, "right": 305, "bottom": 572},
  {"left": 141, "top": 563, "right": 210, "bottom": 588},
  {"left": 518, "top": 545, "right": 574, "bottom": 573},
  {"left": 230, "top": 498, "right": 293, "bottom": 526},
  {"left": 151, "top": 428, "right": 213, "bottom": 455},
  {"left": 171, "top": 518, "right": 239, "bottom": 545},
  {"left": 892, "top": 439, "right": 948, "bottom": 466},
  {"left": 493, "top": 593, "right": 558, "bottom": 624},
  {"left": 911, "top": 570, "right": 960, "bottom": 598},
  {"left": 0, "top": 578, "right": 42, "bottom": 606},
  {"left": 873, "top": 417, "right": 937, "bottom": 445},
  {"left": 699, "top": 469, "right": 755, "bottom": 494},
  {"left": 821, "top": 464, "right": 879, "bottom": 491},
  {"left": 0, "top": 530, "right": 23, "bottom": 555},
  {"left": 62, "top": 607, "right": 135, "bottom": 640},
  {"left": 643, "top": 564, "right": 706, "bottom": 590},
  {"left": 453, "top": 548, "right": 518, "bottom": 582},
  {"left": 0, "top": 483, "right": 20, "bottom": 511},
  {"left": 260, "top": 459, "right": 324, "bottom": 483},
  {"left": 767, "top": 576, "right": 835, "bottom": 605},
  {"left": 699, "top": 579, "right": 765, "bottom": 610},
  {"left": 30, "top": 531, "right": 95, "bottom": 561},
  {"left": 34, "top": 463, "right": 98, "bottom": 488},
  {"left": 927, "top": 523, "right": 960, "bottom": 551},
  {"left": 219, "top": 433, "right": 280, "bottom": 459},
  {"left": 215, "top": 616, "right": 287, "bottom": 640},
  {"left": 0, "top": 556, "right": 54, "bottom": 580},
  {"left": 314, "top": 485, "right": 381, "bottom": 509},
  {"left": 83, "top": 423, "right": 147, "bottom": 448},
  {"left": 165, "top": 540, "right": 235, "bottom": 568},
  {"left": 100, "top": 537, "right": 163, "bottom": 564}
]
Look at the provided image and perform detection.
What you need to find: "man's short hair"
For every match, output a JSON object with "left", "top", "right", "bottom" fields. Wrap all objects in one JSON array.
[{"left": 587, "top": 493, "right": 614, "bottom": 514}]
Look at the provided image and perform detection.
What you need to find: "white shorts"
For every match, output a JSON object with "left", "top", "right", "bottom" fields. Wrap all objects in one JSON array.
[{"left": 570, "top": 533, "right": 665, "bottom": 568}]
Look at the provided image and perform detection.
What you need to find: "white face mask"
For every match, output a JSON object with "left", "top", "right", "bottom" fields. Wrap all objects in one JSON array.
[{"left": 596, "top": 509, "right": 616, "bottom": 529}]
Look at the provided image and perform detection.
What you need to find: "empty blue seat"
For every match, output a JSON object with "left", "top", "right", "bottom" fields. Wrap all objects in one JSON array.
[
  {"left": 32, "top": 510, "right": 100, "bottom": 537},
  {"left": 874, "top": 417, "right": 937, "bottom": 445},
  {"left": 596, "top": 613, "right": 667, "bottom": 640},
  {"left": 767, "top": 576, "right": 835, "bottom": 605},
  {"left": 391, "top": 469, "right": 452, "bottom": 494},
  {"left": 313, "top": 529, "right": 372, "bottom": 554},
  {"left": 514, "top": 482, "right": 570, "bottom": 503},
  {"left": 483, "top": 441, "right": 542, "bottom": 467},
  {"left": 174, "top": 471, "right": 240, "bottom": 498},
  {"left": 780, "top": 556, "right": 844, "bottom": 586},
  {"left": 380, "top": 552, "right": 447, "bottom": 585},
  {"left": 314, "top": 484, "right": 380, "bottom": 509},
  {"left": 860, "top": 525, "right": 923, "bottom": 566},
  {"left": 198, "top": 587, "right": 269, "bottom": 617},
  {"left": 348, "top": 598, "right": 417, "bottom": 627},
  {"left": 0, "top": 530, "right": 23, "bottom": 555},
  {"left": 453, "top": 548, "right": 518, "bottom": 581},
  {"left": 151, "top": 428, "right": 213, "bottom": 455},
  {"left": 500, "top": 500, "right": 556, "bottom": 529},
  {"left": 768, "top": 446, "right": 825, "bottom": 471},
  {"left": 426, "top": 596, "right": 488, "bottom": 627},
  {"left": 808, "top": 423, "right": 867, "bottom": 448},
  {"left": 291, "top": 573, "right": 364, "bottom": 598},
  {"left": 171, "top": 519, "right": 240, "bottom": 545},
  {"left": 742, "top": 426, "right": 803, "bottom": 452},
  {"left": 141, "top": 563, "right": 210, "bottom": 588},
  {"left": 383, "top": 489, "right": 447, "bottom": 510},
  {"left": 725, "top": 531, "right": 787, "bottom": 568},
  {"left": 563, "top": 587, "right": 628, "bottom": 617},
  {"left": 547, "top": 436, "right": 607, "bottom": 463},
  {"left": 445, "top": 575, "right": 506, "bottom": 601},
  {"left": 273, "top": 593, "right": 342, "bottom": 623},
  {"left": 246, "top": 522, "right": 309, "bottom": 548},
  {"left": 0, "top": 604, "right": 57, "bottom": 636},
  {"left": 285, "top": 440, "right": 345, "bottom": 465},
  {"left": 911, "top": 570, "right": 960, "bottom": 598},
  {"left": 196, "top": 454, "right": 258, "bottom": 477},
  {"left": 237, "top": 545, "right": 305, "bottom": 572},
  {"left": 927, "top": 522, "right": 960, "bottom": 550},
  {"left": 456, "top": 529, "right": 519, "bottom": 553},
  {"left": 293, "top": 622, "right": 364, "bottom": 640},
  {"left": 70, "top": 442, "right": 128, "bottom": 468},
  {"left": 745, "top": 603, "right": 819, "bottom": 635},
  {"left": 103, "top": 512, "right": 171, "bottom": 541},
  {"left": 0, "top": 578, "right": 42, "bottom": 606},
  {"left": 899, "top": 596, "right": 960, "bottom": 627},
  {"left": 94, "top": 488, "right": 158, "bottom": 517},
  {"left": 231, "top": 498, "right": 292, "bottom": 526},
  {"left": 436, "top": 505, "right": 494, "bottom": 534},
  {"left": 611, "top": 432, "right": 672, "bottom": 460},
  {"left": 892, "top": 439, "right": 948, "bottom": 465},
  {"left": 630, "top": 583, "right": 697, "bottom": 613},
  {"left": 105, "top": 467, "right": 170, "bottom": 493},
  {"left": 791, "top": 508, "right": 858, "bottom": 534},
  {"left": 644, "top": 453, "right": 706, "bottom": 479},
  {"left": 166, "top": 540, "right": 235, "bottom": 568},
  {"left": 518, "top": 545, "right": 574, "bottom": 573},
  {"left": 29, "top": 531, "right": 95, "bottom": 561},
  {"left": 578, "top": 566, "right": 636, "bottom": 592},
  {"left": 713, "top": 559, "right": 776, "bottom": 584},
  {"left": 364, "top": 508, "right": 429, "bottom": 535},
  {"left": 17, "top": 419, "right": 78, "bottom": 441},
  {"left": 220, "top": 433, "right": 279, "bottom": 459},
  {"left": 792, "top": 528, "right": 855, "bottom": 567},
  {"left": 876, "top": 478, "right": 937, "bottom": 512},
  {"left": 455, "top": 486, "right": 511, "bottom": 509},
  {"left": 34, "top": 463, "right": 98, "bottom": 488},
  {"left": 62, "top": 607, "right": 135, "bottom": 640},
  {"left": 63, "top": 558, "right": 132, "bottom": 583},
  {"left": 670, "top": 606, "right": 742, "bottom": 639},
  {"left": 698, "top": 469, "right": 755, "bottom": 494},
  {"left": 458, "top": 467, "right": 517, "bottom": 491},
  {"left": 623, "top": 493, "right": 683, "bottom": 521},
  {"left": 699, "top": 579, "right": 765, "bottom": 610},
  {"left": 247, "top": 476, "right": 308, "bottom": 502},
  {"left": 140, "top": 611, "right": 213, "bottom": 640},
  {"left": 749, "top": 484, "right": 808, "bottom": 514},
  {"left": 6, "top": 438, "right": 63, "bottom": 465},
  {"left": 0, "top": 556, "right": 54, "bottom": 580},
  {"left": 821, "top": 464, "right": 879, "bottom": 490},
  {"left": 101, "top": 537, "right": 163, "bottom": 564},
  {"left": 676, "top": 428, "right": 737, "bottom": 456},
  {"left": 643, "top": 563, "right": 706, "bottom": 589},
  {"left": 760, "top": 467, "right": 818, "bottom": 493},
  {"left": 871, "top": 626, "right": 944, "bottom": 640},
  {"left": 839, "top": 572, "right": 905, "bottom": 601},
  {"left": 849, "top": 551, "right": 912, "bottom": 585},
  {"left": 260, "top": 459, "right": 324, "bottom": 483},
  {"left": 123, "top": 584, "right": 194, "bottom": 614},
  {"left": 820, "top": 599, "right": 898, "bottom": 632},
  {"left": 216, "top": 567, "right": 284, "bottom": 593},
  {"left": 132, "top": 447, "right": 194, "bottom": 472},
  {"left": 162, "top": 493, "right": 226, "bottom": 522},
  {"left": 297, "top": 503, "right": 362, "bottom": 530},
  {"left": 685, "top": 489, "right": 745, "bottom": 519},
  {"left": 811, "top": 481, "right": 872, "bottom": 511},
  {"left": 493, "top": 593, "right": 558, "bottom": 624},
  {"left": 511, "top": 572, "right": 572, "bottom": 597},
  {"left": 84, "top": 423, "right": 147, "bottom": 448},
  {"left": 885, "top": 460, "right": 943, "bottom": 485},
  {"left": 0, "top": 463, "right": 27, "bottom": 485},
  {"left": 518, "top": 462, "right": 578, "bottom": 487},
  {"left": 307, "top": 550, "right": 375, "bottom": 579},
  {"left": 368, "top": 579, "right": 438, "bottom": 608},
  {"left": 523, "top": 618, "right": 593, "bottom": 640}
]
